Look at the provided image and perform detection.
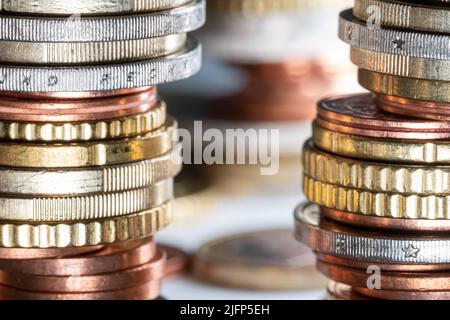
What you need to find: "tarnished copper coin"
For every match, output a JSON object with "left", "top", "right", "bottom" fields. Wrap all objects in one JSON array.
[
  {"left": 193, "top": 229, "right": 326, "bottom": 291},
  {"left": 316, "top": 93, "right": 450, "bottom": 139}
]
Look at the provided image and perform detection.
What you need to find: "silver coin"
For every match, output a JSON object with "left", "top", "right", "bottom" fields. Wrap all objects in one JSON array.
[
  {"left": 295, "top": 202, "right": 450, "bottom": 264},
  {"left": 0, "top": 37, "right": 201, "bottom": 92},
  {"left": 339, "top": 9, "right": 450, "bottom": 61},
  {"left": 0, "top": 0, "right": 205, "bottom": 42}
]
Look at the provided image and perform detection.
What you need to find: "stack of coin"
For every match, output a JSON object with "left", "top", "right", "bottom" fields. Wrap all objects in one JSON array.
[
  {"left": 0, "top": 0, "right": 205, "bottom": 299},
  {"left": 295, "top": 1, "right": 450, "bottom": 300}
]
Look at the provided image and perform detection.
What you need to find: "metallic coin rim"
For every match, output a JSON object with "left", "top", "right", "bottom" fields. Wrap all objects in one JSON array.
[
  {"left": 0, "top": 0, "right": 205, "bottom": 42},
  {"left": 295, "top": 202, "right": 450, "bottom": 263},
  {"left": 0, "top": 38, "right": 201, "bottom": 92}
]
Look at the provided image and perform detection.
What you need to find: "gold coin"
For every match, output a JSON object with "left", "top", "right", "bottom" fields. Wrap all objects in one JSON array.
[
  {"left": 0, "top": 34, "right": 186, "bottom": 65},
  {"left": 303, "top": 140, "right": 450, "bottom": 195},
  {"left": 351, "top": 47, "right": 450, "bottom": 81},
  {"left": 303, "top": 175, "right": 450, "bottom": 219},
  {"left": 354, "top": 0, "right": 450, "bottom": 34},
  {"left": 358, "top": 69, "right": 450, "bottom": 103},
  {"left": 0, "top": 119, "right": 177, "bottom": 168},
  {"left": 0, "top": 202, "right": 171, "bottom": 248},
  {"left": 193, "top": 229, "right": 327, "bottom": 291},
  {"left": 313, "top": 123, "right": 450, "bottom": 164},
  {"left": 0, "top": 101, "right": 166, "bottom": 142},
  {"left": 1, "top": 0, "right": 191, "bottom": 15}
]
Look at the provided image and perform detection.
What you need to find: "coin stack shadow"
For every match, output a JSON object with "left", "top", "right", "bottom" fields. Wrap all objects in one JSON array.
[
  {"left": 0, "top": 0, "right": 204, "bottom": 299},
  {"left": 295, "top": 1, "right": 450, "bottom": 300}
]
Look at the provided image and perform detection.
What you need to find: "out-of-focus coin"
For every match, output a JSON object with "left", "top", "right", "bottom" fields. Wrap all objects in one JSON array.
[
  {"left": 159, "top": 244, "right": 190, "bottom": 278},
  {"left": 193, "top": 229, "right": 327, "bottom": 291},
  {"left": 1, "top": 0, "right": 192, "bottom": 15},
  {"left": 358, "top": 69, "right": 450, "bottom": 103},
  {"left": 316, "top": 93, "right": 450, "bottom": 139}
]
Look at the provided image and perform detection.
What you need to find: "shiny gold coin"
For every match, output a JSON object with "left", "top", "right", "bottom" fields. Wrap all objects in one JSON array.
[
  {"left": 358, "top": 69, "right": 450, "bottom": 104},
  {"left": 193, "top": 229, "right": 327, "bottom": 291},
  {"left": 303, "top": 175, "right": 450, "bottom": 219},
  {"left": 313, "top": 123, "right": 450, "bottom": 164},
  {"left": 303, "top": 140, "right": 450, "bottom": 195},
  {"left": 0, "top": 202, "right": 172, "bottom": 248},
  {"left": 0, "top": 119, "right": 176, "bottom": 168}
]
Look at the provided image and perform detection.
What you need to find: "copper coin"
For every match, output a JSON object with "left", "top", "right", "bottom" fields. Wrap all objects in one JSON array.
[
  {"left": 317, "top": 260, "right": 450, "bottom": 291},
  {"left": 0, "top": 87, "right": 152, "bottom": 100},
  {"left": 0, "top": 246, "right": 103, "bottom": 260},
  {"left": 355, "top": 287, "right": 450, "bottom": 300},
  {"left": 376, "top": 94, "right": 450, "bottom": 121},
  {"left": 0, "top": 87, "right": 157, "bottom": 122},
  {"left": 0, "top": 250, "right": 166, "bottom": 292},
  {"left": 321, "top": 207, "right": 450, "bottom": 232},
  {"left": 317, "top": 253, "right": 450, "bottom": 272},
  {"left": 159, "top": 244, "right": 190, "bottom": 278},
  {"left": 0, "top": 281, "right": 161, "bottom": 300},
  {"left": 0, "top": 238, "right": 157, "bottom": 276},
  {"left": 316, "top": 93, "right": 450, "bottom": 139}
]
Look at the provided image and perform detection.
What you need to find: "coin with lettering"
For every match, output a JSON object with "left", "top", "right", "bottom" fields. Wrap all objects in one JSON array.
[{"left": 193, "top": 229, "right": 327, "bottom": 290}]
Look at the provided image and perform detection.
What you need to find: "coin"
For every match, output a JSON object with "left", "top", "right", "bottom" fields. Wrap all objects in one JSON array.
[
  {"left": 0, "top": 202, "right": 171, "bottom": 248},
  {"left": 316, "top": 93, "right": 450, "bottom": 139},
  {"left": 193, "top": 229, "right": 326, "bottom": 291},
  {"left": 0, "top": 34, "right": 186, "bottom": 65},
  {"left": 0, "top": 0, "right": 205, "bottom": 42},
  {"left": 0, "top": 38, "right": 201, "bottom": 92},
  {"left": 303, "top": 139, "right": 450, "bottom": 195},
  {"left": 295, "top": 203, "right": 450, "bottom": 264},
  {"left": 313, "top": 123, "right": 450, "bottom": 163},
  {"left": 358, "top": 69, "right": 450, "bottom": 103},
  {"left": 160, "top": 244, "right": 190, "bottom": 278},
  {"left": 354, "top": 288, "right": 450, "bottom": 300},
  {"left": 1, "top": 0, "right": 192, "bottom": 15}
]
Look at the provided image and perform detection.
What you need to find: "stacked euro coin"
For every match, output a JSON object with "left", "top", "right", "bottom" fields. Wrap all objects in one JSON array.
[
  {"left": 0, "top": 0, "right": 204, "bottom": 299},
  {"left": 295, "top": 0, "right": 450, "bottom": 300}
]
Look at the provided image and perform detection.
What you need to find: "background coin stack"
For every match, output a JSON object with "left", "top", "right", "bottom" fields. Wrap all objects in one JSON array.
[
  {"left": 0, "top": 0, "right": 204, "bottom": 299},
  {"left": 295, "top": 0, "right": 450, "bottom": 300}
]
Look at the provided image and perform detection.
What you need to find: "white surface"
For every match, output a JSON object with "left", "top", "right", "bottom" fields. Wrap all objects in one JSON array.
[{"left": 157, "top": 122, "right": 326, "bottom": 300}]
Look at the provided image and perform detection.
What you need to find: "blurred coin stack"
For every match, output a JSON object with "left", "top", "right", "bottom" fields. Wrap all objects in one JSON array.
[
  {"left": 295, "top": 0, "right": 450, "bottom": 300},
  {"left": 0, "top": 0, "right": 204, "bottom": 299}
]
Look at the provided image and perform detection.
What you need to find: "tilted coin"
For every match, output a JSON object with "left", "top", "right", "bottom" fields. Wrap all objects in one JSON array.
[
  {"left": 295, "top": 202, "right": 450, "bottom": 264},
  {"left": 193, "top": 229, "right": 326, "bottom": 290},
  {"left": 1, "top": 0, "right": 192, "bottom": 15},
  {"left": 0, "top": 38, "right": 201, "bottom": 92},
  {"left": 0, "top": 118, "right": 176, "bottom": 168},
  {"left": 0, "top": 202, "right": 172, "bottom": 248},
  {"left": 0, "top": 179, "right": 173, "bottom": 221},
  {"left": 0, "top": 0, "right": 205, "bottom": 42},
  {"left": 313, "top": 123, "right": 450, "bottom": 164},
  {"left": 0, "top": 33, "right": 186, "bottom": 65},
  {"left": 339, "top": 9, "right": 450, "bottom": 60},
  {"left": 0, "top": 146, "right": 181, "bottom": 196},
  {"left": 316, "top": 93, "right": 450, "bottom": 139},
  {"left": 358, "top": 69, "right": 450, "bottom": 104},
  {"left": 0, "top": 102, "right": 166, "bottom": 142},
  {"left": 351, "top": 47, "right": 450, "bottom": 81},
  {"left": 303, "top": 139, "right": 450, "bottom": 195},
  {"left": 354, "top": 0, "right": 450, "bottom": 34},
  {"left": 303, "top": 175, "right": 450, "bottom": 219}
]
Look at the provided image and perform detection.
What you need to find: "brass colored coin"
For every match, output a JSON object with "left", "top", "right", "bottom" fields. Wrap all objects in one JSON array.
[
  {"left": 0, "top": 119, "right": 177, "bottom": 168},
  {"left": 303, "top": 175, "right": 450, "bottom": 219},
  {"left": 1, "top": 0, "right": 192, "bottom": 15},
  {"left": 358, "top": 69, "right": 450, "bottom": 104},
  {"left": 351, "top": 47, "right": 450, "bottom": 81},
  {"left": 303, "top": 140, "right": 450, "bottom": 195},
  {"left": 0, "top": 179, "right": 173, "bottom": 222},
  {"left": 0, "top": 202, "right": 172, "bottom": 248},
  {"left": 354, "top": 0, "right": 450, "bottom": 34},
  {"left": 0, "top": 101, "right": 166, "bottom": 142},
  {"left": 313, "top": 123, "right": 450, "bottom": 164},
  {"left": 193, "top": 229, "right": 326, "bottom": 291},
  {"left": 0, "top": 34, "right": 186, "bottom": 65}
]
